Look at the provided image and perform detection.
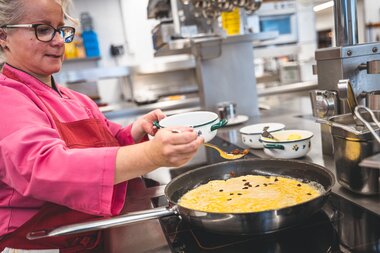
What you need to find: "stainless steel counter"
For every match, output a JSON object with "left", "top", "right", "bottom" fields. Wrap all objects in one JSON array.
[
  {"left": 105, "top": 92, "right": 380, "bottom": 253},
  {"left": 101, "top": 80, "right": 318, "bottom": 125},
  {"left": 102, "top": 97, "right": 201, "bottom": 126}
]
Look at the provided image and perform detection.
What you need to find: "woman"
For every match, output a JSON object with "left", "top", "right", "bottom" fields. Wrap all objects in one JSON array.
[{"left": 0, "top": 0, "right": 204, "bottom": 251}]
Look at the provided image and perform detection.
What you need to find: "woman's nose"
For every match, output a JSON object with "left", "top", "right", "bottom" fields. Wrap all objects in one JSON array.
[{"left": 51, "top": 31, "right": 65, "bottom": 46}]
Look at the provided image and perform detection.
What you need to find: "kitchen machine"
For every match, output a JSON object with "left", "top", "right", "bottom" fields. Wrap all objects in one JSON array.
[{"left": 310, "top": 0, "right": 380, "bottom": 195}]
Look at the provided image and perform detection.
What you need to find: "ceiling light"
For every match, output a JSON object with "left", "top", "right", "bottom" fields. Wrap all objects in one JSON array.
[{"left": 313, "top": 1, "right": 334, "bottom": 12}]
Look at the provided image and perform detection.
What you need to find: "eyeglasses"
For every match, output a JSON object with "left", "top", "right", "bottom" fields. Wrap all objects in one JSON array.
[{"left": 1, "top": 24, "right": 75, "bottom": 43}]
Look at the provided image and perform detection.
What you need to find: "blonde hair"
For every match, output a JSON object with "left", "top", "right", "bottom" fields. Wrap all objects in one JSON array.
[
  {"left": 0, "top": 0, "right": 75, "bottom": 25},
  {"left": 55, "top": 0, "right": 77, "bottom": 24},
  {"left": 0, "top": 0, "right": 76, "bottom": 61}
]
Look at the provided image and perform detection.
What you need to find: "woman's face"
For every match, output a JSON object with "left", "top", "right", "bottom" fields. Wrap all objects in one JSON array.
[{"left": 2, "top": 0, "right": 66, "bottom": 82}]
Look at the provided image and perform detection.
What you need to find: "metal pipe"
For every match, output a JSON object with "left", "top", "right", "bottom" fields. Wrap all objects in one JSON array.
[{"left": 334, "top": 0, "right": 358, "bottom": 46}]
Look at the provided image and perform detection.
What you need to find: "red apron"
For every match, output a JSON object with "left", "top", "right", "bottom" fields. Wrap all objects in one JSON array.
[{"left": 0, "top": 98, "right": 122, "bottom": 252}]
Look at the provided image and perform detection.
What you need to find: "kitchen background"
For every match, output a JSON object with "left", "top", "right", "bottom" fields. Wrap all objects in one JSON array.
[
  {"left": 20, "top": 0, "right": 380, "bottom": 125},
  {"left": 7, "top": 1, "right": 380, "bottom": 251}
]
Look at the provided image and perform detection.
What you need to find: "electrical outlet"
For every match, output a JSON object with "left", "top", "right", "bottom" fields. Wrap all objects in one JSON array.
[{"left": 110, "top": 44, "right": 125, "bottom": 56}]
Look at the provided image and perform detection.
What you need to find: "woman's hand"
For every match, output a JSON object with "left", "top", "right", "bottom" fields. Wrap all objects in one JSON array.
[
  {"left": 115, "top": 126, "right": 204, "bottom": 184},
  {"left": 131, "top": 109, "right": 166, "bottom": 142},
  {"left": 144, "top": 127, "right": 204, "bottom": 168}
]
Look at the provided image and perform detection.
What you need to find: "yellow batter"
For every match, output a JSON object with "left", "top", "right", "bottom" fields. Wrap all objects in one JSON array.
[{"left": 178, "top": 175, "right": 322, "bottom": 213}]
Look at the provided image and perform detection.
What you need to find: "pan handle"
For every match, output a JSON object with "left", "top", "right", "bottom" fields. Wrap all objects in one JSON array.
[
  {"left": 316, "top": 118, "right": 362, "bottom": 135},
  {"left": 27, "top": 206, "right": 176, "bottom": 240},
  {"left": 354, "top": 105, "right": 380, "bottom": 144}
]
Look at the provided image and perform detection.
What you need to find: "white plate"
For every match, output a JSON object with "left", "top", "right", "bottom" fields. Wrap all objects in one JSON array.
[{"left": 226, "top": 115, "right": 249, "bottom": 126}]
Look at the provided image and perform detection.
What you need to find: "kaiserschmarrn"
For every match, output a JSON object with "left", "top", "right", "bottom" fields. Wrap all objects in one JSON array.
[{"left": 178, "top": 175, "right": 322, "bottom": 213}]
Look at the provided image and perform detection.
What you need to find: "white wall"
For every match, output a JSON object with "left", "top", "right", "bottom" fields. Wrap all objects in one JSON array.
[
  {"left": 363, "top": 0, "right": 380, "bottom": 41},
  {"left": 71, "top": 0, "right": 159, "bottom": 66},
  {"left": 120, "top": 0, "right": 159, "bottom": 64},
  {"left": 364, "top": 0, "right": 380, "bottom": 23},
  {"left": 65, "top": 0, "right": 159, "bottom": 104},
  {"left": 315, "top": 7, "right": 334, "bottom": 32},
  {"left": 70, "top": 0, "right": 131, "bottom": 67},
  {"left": 297, "top": 1, "right": 317, "bottom": 60}
]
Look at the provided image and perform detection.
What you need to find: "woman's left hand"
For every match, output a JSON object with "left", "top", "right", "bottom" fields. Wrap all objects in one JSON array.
[{"left": 131, "top": 109, "right": 166, "bottom": 142}]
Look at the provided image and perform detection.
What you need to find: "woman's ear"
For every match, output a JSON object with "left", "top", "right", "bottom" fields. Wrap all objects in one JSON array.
[
  {"left": 0, "top": 29, "right": 6, "bottom": 40},
  {"left": 0, "top": 29, "right": 7, "bottom": 48}
]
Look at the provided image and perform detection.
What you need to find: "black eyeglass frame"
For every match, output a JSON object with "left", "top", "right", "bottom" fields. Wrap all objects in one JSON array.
[{"left": 0, "top": 24, "right": 75, "bottom": 43}]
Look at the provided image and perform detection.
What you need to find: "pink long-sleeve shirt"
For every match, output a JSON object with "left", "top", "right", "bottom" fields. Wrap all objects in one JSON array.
[{"left": 0, "top": 64, "right": 134, "bottom": 237}]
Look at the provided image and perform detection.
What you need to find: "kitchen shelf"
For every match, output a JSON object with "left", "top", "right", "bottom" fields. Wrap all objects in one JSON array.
[
  {"left": 365, "top": 22, "right": 380, "bottom": 42},
  {"left": 366, "top": 22, "right": 380, "bottom": 28},
  {"left": 54, "top": 66, "right": 130, "bottom": 84}
]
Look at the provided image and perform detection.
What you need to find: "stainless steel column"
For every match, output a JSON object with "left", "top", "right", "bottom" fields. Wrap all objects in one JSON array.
[
  {"left": 334, "top": 0, "right": 358, "bottom": 46},
  {"left": 192, "top": 34, "right": 260, "bottom": 117}
]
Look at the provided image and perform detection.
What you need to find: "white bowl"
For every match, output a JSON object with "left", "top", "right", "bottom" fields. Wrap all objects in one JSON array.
[
  {"left": 155, "top": 111, "right": 227, "bottom": 142},
  {"left": 260, "top": 130, "right": 314, "bottom": 159},
  {"left": 239, "top": 123, "right": 285, "bottom": 149}
]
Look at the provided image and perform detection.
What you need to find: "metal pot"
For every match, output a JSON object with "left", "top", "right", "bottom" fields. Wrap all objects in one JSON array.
[
  {"left": 27, "top": 159, "right": 334, "bottom": 239},
  {"left": 328, "top": 111, "right": 380, "bottom": 195}
]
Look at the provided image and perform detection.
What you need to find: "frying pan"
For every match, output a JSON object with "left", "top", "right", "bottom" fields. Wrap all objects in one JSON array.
[{"left": 27, "top": 158, "right": 335, "bottom": 239}]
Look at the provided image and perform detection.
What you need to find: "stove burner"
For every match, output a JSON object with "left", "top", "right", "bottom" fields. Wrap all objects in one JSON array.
[{"left": 154, "top": 195, "right": 342, "bottom": 253}]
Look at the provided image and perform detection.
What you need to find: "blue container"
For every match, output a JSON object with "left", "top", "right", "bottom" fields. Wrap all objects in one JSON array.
[{"left": 82, "top": 30, "right": 100, "bottom": 58}]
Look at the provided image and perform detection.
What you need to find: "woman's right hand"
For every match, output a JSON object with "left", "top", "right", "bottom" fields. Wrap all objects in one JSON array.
[{"left": 144, "top": 127, "right": 204, "bottom": 168}]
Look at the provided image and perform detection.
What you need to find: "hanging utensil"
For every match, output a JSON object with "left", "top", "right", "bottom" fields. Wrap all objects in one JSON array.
[{"left": 354, "top": 105, "right": 380, "bottom": 144}]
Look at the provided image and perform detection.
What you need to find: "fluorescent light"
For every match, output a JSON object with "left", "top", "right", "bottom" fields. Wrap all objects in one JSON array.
[{"left": 313, "top": 1, "right": 334, "bottom": 12}]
